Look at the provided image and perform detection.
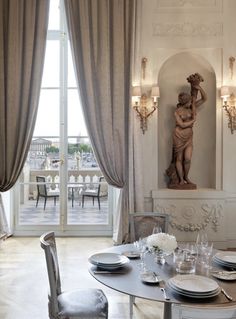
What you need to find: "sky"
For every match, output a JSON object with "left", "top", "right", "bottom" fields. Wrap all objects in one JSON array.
[{"left": 33, "top": 0, "right": 88, "bottom": 138}]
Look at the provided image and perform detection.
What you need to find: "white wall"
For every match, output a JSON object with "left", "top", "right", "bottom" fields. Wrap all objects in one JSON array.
[{"left": 134, "top": 0, "right": 236, "bottom": 247}]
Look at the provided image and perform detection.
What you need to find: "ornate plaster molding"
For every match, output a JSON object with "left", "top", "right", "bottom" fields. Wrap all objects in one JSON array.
[
  {"left": 153, "top": 22, "right": 223, "bottom": 37},
  {"left": 154, "top": 203, "right": 223, "bottom": 232}
]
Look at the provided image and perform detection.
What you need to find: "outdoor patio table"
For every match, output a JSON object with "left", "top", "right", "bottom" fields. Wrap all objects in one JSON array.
[
  {"left": 89, "top": 244, "right": 236, "bottom": 319},
  {"left": 68, "top": 183, "right": 83, "bottom": 207}
]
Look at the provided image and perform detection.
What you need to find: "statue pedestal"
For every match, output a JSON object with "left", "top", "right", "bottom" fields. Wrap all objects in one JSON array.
[
  {"left": 152, "top": 188, "right": 226, "bottom": 248},
  {"left": 168, "top": 183, "right": 197, "bottom": 190}
]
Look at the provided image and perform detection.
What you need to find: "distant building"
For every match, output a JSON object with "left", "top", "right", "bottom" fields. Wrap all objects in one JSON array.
[{"left": 30, "top": 138, "right": 52, "bottom": 154}]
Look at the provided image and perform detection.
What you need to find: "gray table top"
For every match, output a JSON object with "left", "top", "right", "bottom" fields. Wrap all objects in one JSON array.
[{"left": 89, "top": 244, "right": 236, "bottom": 306}]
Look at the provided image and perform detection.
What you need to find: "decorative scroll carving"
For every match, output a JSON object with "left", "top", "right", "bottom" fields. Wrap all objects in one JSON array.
[
  {"left": 154, "top": 203, "right": 223, "bottom": 232},
  {"left": 157, "top": 0, "right": 217, "bottom": 8},
  {"left": 153, "top": 22, "right": 223, "bottom": 37}
]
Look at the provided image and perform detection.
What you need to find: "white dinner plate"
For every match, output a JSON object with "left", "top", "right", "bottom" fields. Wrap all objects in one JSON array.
[
  {"left": 168, "top": 280, "right": 219, "bottom": 295},
  {"left": 169, "top": 275, "right": 219, "bottom": 293},
  {"left": 167, "top": 281, "right": 221, "bottom": 299},
  {"left": 214, "top": 251, "right": 236, "bottom": 264},
  {"left": 140, "top": 272, "right": 162, "bottom": 284},
  {"left": 211, "top": 271, "right": 236, "bottom": 281},
  {"left": 213, "top": 256, "right": 236, "bottom": 268},
  {"left": 122, "top": 251, "right": 140, "bottom": 259},
  {"left": 89, "top": 252, "right": 129, "bottom": 266}
]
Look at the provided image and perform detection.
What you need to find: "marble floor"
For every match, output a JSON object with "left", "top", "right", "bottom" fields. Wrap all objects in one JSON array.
[{"left": 0, "top": 236, "right": 163, "bottom": 319}]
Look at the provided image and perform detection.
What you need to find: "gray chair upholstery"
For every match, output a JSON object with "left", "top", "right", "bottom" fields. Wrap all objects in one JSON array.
[
  {"left": 40, "top": 231, "right": 108, "bottom": 319},
  {"left": 129, "top": 212, "right": 169, "bottom": 242},
  {"left": 36, "top": 176, "right": 59, "bottom": 210},
  {"left": 81, "top": 176, "right": 107, "bottom": 210},
  {"left": 171, "top": 303, "right": 236, "bottom": 319}
]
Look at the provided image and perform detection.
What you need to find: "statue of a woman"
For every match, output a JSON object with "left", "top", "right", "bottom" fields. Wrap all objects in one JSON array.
[{"left": 166, "top": 73, "right": 207, "bottom": 189}]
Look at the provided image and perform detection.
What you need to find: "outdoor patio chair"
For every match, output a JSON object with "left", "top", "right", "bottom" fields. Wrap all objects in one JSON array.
[
  {"left": 81, "top": 176, "right": 107, "bottom": 210},
  {"left": 36, "top": 176, "right": 59, "bottom": 210},
  {"left": 40, "top": 231, "right": 108, "bottom": 319}
]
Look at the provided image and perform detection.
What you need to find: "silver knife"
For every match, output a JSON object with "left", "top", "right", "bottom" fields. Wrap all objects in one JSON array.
[
  {"left": 93, "top": 270, "right": 124, "bottom": 274},
  {"left": 221, "top": 288, "right": 234, "bottom": 301}
]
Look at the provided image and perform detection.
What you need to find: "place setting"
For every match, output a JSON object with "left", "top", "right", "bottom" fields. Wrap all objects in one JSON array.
[
  {"left": 166, "top": 274, "right": 221, "bottom": 299},
  {"left": 211, "top": 251, "right": 236, "bottom": 280},
  {"left": 88, "top": 252, "right": 130, "bottom": 274}
]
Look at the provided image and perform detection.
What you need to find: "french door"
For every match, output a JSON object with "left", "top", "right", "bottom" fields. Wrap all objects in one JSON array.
[{"left": 13, "top": 0, "right": 113, "bottom": 236}]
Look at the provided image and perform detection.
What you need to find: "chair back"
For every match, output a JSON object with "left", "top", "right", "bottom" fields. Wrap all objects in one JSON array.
[
  {"left": 171, "top": 303, "right": 236, "bottom": 319},
  {"left": 97, "top": 176, "right": 104, "bottom": 196},
  {"left": 129, "top": 212, "right": 169, "bottom": 242},
  {"left": 40, "top": 231, "right": 61, "bottom": 316},
  {"left": 36, "top": 176, "right": 47, "bottom": 196}
]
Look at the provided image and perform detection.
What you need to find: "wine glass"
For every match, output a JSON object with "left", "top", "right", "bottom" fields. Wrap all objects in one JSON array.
[
  {"left": 134, "top": 238, "right": 148, "bottom": 271},
  {"left": 201, "top": 242, "right": 213, "bottom": 269},
  {"left": 152, "top": 224, "right": 162, "bottom": 234},
  {"left": 196, "top": 231, "right": 208, "bottom": 249}
]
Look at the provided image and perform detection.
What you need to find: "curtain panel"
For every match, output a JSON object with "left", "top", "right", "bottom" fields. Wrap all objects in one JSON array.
[
  {"left": 64, "top": 0, "right": 142, "bottom": 243},
  {"left": 0, "top": 0, "right": 49, "bottom": 235}
]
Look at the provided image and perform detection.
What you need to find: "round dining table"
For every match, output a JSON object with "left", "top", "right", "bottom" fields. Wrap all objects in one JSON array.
[{"left": 88, "top": 244, "right": 236, "bottom": 319}]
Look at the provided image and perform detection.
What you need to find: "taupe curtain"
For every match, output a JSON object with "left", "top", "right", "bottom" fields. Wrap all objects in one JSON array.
[
  {"left": 64, "top": 0, "right": 142, "bottom": 243},
  {"left": 0, "top": 0, "right": 49, "bottom": 235}
]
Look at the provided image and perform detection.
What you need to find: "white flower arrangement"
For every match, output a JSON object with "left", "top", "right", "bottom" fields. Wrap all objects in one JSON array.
[{"left": 147, "top": 233, "right": 177, "bottom": 254}]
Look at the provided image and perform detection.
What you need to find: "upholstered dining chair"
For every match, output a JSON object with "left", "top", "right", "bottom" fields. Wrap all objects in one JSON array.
[
  {"left": 81, "top": 176, "right": 107, "bottom": 210},
  {"left": 36, "top": 176, "right": 59, "bottom": 210},
  {"left": 129, "top": 212, "right": 169, "bottom": 318},
  {"left": 129, "top": 212, "right": 169, "bottom": 242},
  {"left": 171, "top": 303, "right": 236, "bottom": 319},
  {"left": 40, "top": 231, "right": 108, "bottom": 319}
]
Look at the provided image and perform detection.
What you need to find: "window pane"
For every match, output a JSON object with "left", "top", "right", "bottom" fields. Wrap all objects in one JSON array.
[
  {"left": 42, "top": 41, "right": 60, "bottom": 87},
  {"left": 34, "top": 90, "right": 59, "bottom": 136},
  {"left": 48, "top": 0, "right": 60, "bottom": 30},
  {"left": 67, "top": 137, "right": 98, "bottom": 169},
  {"left": 68, "top": 42, "right": 77, "bottom": 87},
  {"left": 68, "top": 89, "right": 88, "bottom": 136}
]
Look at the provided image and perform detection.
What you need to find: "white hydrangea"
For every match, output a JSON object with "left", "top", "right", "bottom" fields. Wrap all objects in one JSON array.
[{"left": 147, "top": 233, "right": 177, "bottom": 254}]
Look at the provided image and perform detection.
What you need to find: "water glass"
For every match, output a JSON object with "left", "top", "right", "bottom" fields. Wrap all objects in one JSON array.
[{"left": 174, "top": 248, "right": 196, "bottom": 274}]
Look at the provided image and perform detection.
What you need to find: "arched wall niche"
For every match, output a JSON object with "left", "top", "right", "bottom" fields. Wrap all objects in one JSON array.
[{"left": 158, "top": 52, "right": 216, "bottom": 189}]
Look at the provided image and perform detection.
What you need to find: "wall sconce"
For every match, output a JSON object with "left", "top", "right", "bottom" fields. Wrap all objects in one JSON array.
[
  {"left": 221, "top": 86, "right": 236, "bottom": 134},
  {"left": 132, "top": 85, "right": 160, "bottom": 134}
]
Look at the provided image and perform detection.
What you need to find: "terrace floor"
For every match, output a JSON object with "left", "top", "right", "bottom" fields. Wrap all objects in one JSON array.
[{"left": 18, "top": 196, "right": 109, "bottom": 226}]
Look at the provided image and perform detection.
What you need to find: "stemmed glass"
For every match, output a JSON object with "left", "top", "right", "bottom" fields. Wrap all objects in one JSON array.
[
  {"left": 196, "top": 231, "right": 208, "bottom": 247},
  {"left": 152, "top": 224, "right": 162, "bottom": 234},
  {"left": 134, "top": 238, "right": 148, "bottom": 271},
  {"left": 201, "top": 242, "right": 213, "bottom": 269}
]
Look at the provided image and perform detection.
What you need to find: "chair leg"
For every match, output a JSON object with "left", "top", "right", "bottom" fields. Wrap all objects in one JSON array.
[
  {"left": 54, "top": 197, "right": 56, "bottom": 206},
  {"left": 129, "top": 295, "right": 135, "bottom": 319},
  {"left": 92, "top": 197, "right": 94, "bottom": 206},
  {"left": 36, "top": 196, "right": 39, "bottom": 207},
  {"left": 82, "top": 195, "right": 84, "bottom": 208},
  {"left": 98, "top": 197, "right": 100, "bottom": 210},
  {"left": 44, "top": 198, "right": 47, "bottom": 210}
]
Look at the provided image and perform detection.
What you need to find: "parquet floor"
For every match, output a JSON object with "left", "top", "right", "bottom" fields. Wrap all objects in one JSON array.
[{"left": 0, "top": 236, "right": 163, "bottom": 319}]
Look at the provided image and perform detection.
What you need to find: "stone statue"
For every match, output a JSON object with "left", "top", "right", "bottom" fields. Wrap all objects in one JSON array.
[{"left": 166, "top": 73, "right": 207, "bottom": 189}]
